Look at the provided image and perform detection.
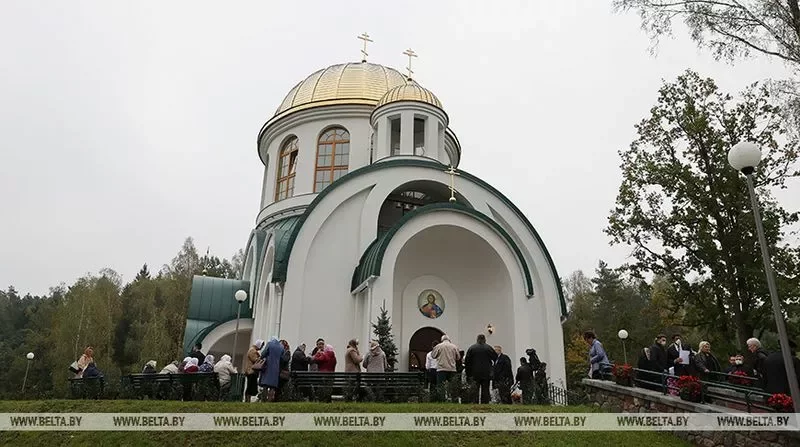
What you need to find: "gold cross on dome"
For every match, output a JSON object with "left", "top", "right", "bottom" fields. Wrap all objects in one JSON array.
[
  {"left": 403, "top": 48, "right": 417, "bottom": 79},
  {"left": 445, "top": 165, "right": 460, "bottom": 203},
  {"left": 358, "top": 32, "right": 373, "bottom": 62}
]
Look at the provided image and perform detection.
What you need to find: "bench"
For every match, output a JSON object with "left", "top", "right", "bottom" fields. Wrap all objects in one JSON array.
[
  {"left": 68, "top": 376, "right": 106, "bottom": 399},
  {"left": 290, "top": 371, "right": 425, "bottom": 402},
  {"left": 119, "top": 373, "right": 221, "bottom": 401}
]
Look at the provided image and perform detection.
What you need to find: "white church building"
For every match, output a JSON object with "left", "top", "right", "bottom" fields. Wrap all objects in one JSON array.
[{"left": 182, "top": 54, "right": 568, "bottom": 385}]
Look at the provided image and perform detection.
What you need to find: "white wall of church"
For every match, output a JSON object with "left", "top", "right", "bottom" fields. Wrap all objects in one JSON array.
[{"left": 279, "top": 187, "right": 373, "bottom": 360}]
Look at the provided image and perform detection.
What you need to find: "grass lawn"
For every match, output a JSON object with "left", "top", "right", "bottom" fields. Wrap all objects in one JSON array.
[{"left": 0, "top": 400, "right": 691, "bottom": 447}]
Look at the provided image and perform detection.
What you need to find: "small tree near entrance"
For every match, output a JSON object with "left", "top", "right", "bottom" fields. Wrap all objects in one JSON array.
[{"left": 372, "top": 302, "right": 399, "bottom": 372}]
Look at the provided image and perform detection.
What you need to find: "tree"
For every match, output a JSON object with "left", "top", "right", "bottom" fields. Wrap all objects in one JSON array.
[
  {"left": 613, "top": 0, "right": 800, "bottom": 65},
  {"left": 371, "top": 303, "right": 398, "bottom": 371},
  {"left": 606, "top": 70, "right": 800, "bottom": 346},
  {"left": 230, "top": 249, "right": 245, "bottom": 279},
  {"left": 135, "top": 264, "right": 151, "bottom": 281}
]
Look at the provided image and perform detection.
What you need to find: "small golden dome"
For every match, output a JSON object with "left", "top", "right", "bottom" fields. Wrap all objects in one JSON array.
[
  {"left": 273, "top": 62, "right": 407, "bottom": 119},
  {"left": 376, "top": 81, "right": 443, "bottom": 110}
]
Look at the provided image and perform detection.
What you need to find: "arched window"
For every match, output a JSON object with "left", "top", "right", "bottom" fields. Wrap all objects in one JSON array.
[
  {"left": 314, "top": 127, "right": 350, "bottom": 192},
  {"left": 275, "top": 137, "right": 299, "bottom": 201}
]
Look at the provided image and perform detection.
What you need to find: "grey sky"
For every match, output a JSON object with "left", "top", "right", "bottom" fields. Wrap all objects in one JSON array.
[{"left": 1, "top": 1, "right": 796, "bottom": 296}]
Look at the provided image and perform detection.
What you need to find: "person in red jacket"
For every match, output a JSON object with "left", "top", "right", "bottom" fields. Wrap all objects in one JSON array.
[{"left": 314, "top": 344, "right": 338, "bottom": 372}]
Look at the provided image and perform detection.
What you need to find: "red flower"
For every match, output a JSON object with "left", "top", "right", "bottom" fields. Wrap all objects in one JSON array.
[
  {"left": 676, "top": 375, "right": 701, "bottom": 399},
  {"left": 612, "top": 363, "right": 634, "bottom": 379},
  {"left": 768, "top": 394, "right": 793, "bottom": 412}
]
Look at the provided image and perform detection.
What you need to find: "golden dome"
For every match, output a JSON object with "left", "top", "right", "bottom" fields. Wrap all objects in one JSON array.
[
  {"left": 273, "top": 62, "right": 407, "bottom": 119},
  {"left": 376, "top": 81, "right": 443, "bottom": 110}
]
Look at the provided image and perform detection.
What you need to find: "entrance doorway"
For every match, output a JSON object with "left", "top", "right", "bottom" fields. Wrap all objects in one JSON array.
[{"left": 408, "top": 326, "right": 444, "bottom": 372}]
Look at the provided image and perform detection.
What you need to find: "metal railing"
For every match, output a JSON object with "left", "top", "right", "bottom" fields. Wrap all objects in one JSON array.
[
  {"left": 547, "top": 383, "right": 588, "bottom": 406},
  {"left": 596, "top": 362, "right": 774, "bottom": 413}
]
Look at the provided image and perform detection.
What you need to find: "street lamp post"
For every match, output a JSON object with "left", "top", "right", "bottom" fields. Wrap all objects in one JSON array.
[
  {"left": 232, "top": 289, "right": 248, "bottom": 370},
  {"left": 22, "top": 352, "right": 34, "bottom": 394},
  {"left": 618, "top": 330, "right": 629, "bottom": 364},
  {"left": 728, "top": 141, "right": 800, "bottom": 414}
]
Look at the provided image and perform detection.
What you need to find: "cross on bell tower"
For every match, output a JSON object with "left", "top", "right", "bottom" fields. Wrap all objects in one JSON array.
[
  {"left": 358, "top": 32, "right": 373, "bottom": 62},
  {"left": 403, "top": 48, "right": 417, "bottom": 80}
]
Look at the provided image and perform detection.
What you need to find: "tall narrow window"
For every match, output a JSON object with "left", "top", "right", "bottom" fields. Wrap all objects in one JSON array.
[
  {"left": 314, "top": 127, "right": 350, "bottom": 192},
  {"left": 390, "top": 118, "right": 401, "bottom": 156},
  {"left": 275, "top": 137, "right": 299, "bottom": 201},
  {"left": 414, "top": 118, "right": 425, "bottom": 155}
]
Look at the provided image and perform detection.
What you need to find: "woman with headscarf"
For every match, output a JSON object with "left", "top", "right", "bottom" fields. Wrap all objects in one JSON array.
[
  {"left": 345, "top": 339, "right": 363, "bottom": 372},
  {"left": 178, "top": 357, "right": 192, "bottom": 373},
  {"left": 160, "top": 361, "right": 180, "bottom": 374},
  {"left": 313, "top": 344, "right": 337, "bottom": 372},
  {"left": 184, "top": 357, "right": 199, "bottom": 373},
  {"left": 214, "top": 354, "right": 238, "bottom": 400},
  {"left": 245, "top": 339, "right": 265, "bottom": 402},
  {"left": 363, "top": 340, "right": 388, "bottom": 373},
  {"left": 75, "top": 346, "right": 95, "bottom": 378},
  {"left": 142, "top": 360, "right": 157, "bottom": 374},
  {"left": 199, "top": 354, "right": 215, "bottom": 373},
  {"left": 259, "top": 338, "right": 284, "bottom": 402}
]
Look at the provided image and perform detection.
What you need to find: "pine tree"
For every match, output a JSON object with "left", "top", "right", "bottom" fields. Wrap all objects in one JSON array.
[
  {"left": 371, "top": 302, "right": 398, "bottom": 372},
  {"left": 135, "top": 264, "right": 151, "bottom": 281}
]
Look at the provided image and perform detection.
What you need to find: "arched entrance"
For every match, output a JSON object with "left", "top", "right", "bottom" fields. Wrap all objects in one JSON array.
[{"left": 408, "top": 326, "right": 444, "bottom": 371}]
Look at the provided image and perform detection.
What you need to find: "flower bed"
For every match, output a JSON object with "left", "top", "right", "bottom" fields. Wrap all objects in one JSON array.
[
  {"left": 768, "top": 393, "right": 793, "bottom": 412},
  {"left": 612, "top": 364, "right": 634, "bottom": 387},
  {"left": 676, "top": 375, "right": 702, "bottom": 403}
]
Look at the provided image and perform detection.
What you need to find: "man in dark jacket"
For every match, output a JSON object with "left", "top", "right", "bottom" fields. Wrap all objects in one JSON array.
[
  {"left": 189, "top": 343, "right": 206, "bottom": 365},
  {"left": 493, "top": 346, "right": 514, "bottom": 404},
  {"left": 516, "top": 357, "right": 534, "bottom": 404},
  {"left": 666, "top": 333, "right": 694, "bottom": 376},
  {"left": 762, "top": 340, "right": 800, "bottom": 394},
  {"left": 291, "top": 344, "right": 311, "bottom": 371},
  {"left": 464, "top": 334, "right": 497, "bottom": 404},
  {"left": 639, "top": 335, "right": 668, "bottom": 389},
  {"left": 747, "top": 338, "right": 769, "bottom": 385}
]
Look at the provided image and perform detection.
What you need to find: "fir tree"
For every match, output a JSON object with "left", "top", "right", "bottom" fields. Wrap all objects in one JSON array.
[
  {"left": 135, "top": 264, "right": 151, "bottom": 281},
  {"left": 371, "top": 302, "right": 398, "bottom": 371}
]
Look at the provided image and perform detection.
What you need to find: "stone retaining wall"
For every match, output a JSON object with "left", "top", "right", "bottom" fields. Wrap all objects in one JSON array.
[{"left": 582, "top": 379, "right": 799, "bottom": 447}]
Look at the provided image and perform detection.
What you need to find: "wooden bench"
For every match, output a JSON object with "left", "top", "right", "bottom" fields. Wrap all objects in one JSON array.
[
  {"left": 68, "top": 376, "right": 106, "bottom": 399},
  {"left": 119, "top": 373, "right": 221, "bottom": 401},
  {"left": 290, "top": 371, "right": 425, "bottom": 402}
]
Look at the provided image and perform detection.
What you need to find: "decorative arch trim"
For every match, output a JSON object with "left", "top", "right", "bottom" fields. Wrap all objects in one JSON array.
[
  {"left": 350, "top": 202, "right": 534, "bottom": 296},
  {"left": 272, "top": 158, "right": 566, "bottom": 317}
]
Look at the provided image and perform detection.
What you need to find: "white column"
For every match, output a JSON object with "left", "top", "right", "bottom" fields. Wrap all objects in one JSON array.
[
  {"left": 365, "top": 286, "right": 374, "bottom": 347},
  {"left": 274, "top": 284, "right": 284, "bottom": 338},
  {"left": 376, "top": 117, "right": 390, "bottom": 160},
  {"left": 400, "top": 111, "right": 414, "bottom": 155},
  {"left": 264, "top": 283, "right": 276, "bottom": 338},
  {"left": 425, "top": 116, "right": 438, "bottom": 160}
]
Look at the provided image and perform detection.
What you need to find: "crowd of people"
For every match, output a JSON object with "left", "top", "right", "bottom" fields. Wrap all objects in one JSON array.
[
  {"left": 583, "top": 331, "right": 800, "bottom": 395},
  {"left": 70, "top": 332, "right": 551, "bottom": 404}
]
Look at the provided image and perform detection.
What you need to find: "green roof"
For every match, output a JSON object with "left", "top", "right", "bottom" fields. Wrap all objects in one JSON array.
[
  {"left": 266, "top": 215, "right": 302, "bottom": 286},
  {"left": 351, "top": 202, "right": 534, "bottom": 295},
  {"left": 182, "top": 276, "right": 252, "bottom": 355},
  {"left": 270, "top": 158, "right": 566, "bottom": 317}
]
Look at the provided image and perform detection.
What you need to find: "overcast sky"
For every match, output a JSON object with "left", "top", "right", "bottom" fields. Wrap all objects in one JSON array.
[{"left": 1, "top": 1, "right": 796, "bottom": 296}]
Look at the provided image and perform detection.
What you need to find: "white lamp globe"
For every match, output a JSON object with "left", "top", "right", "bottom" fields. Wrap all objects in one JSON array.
[
  {"left": 26, "top": 352, "right": 34, "bottom": 360},
  {"left": 618, "top": 329, "right": 629, "bottom": 340},
  {"left": 728, "top": 142, "right": 761, "bottom": 172},
  {"left": 234, "top": 289, "right": 247, "bottom": 303}
]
